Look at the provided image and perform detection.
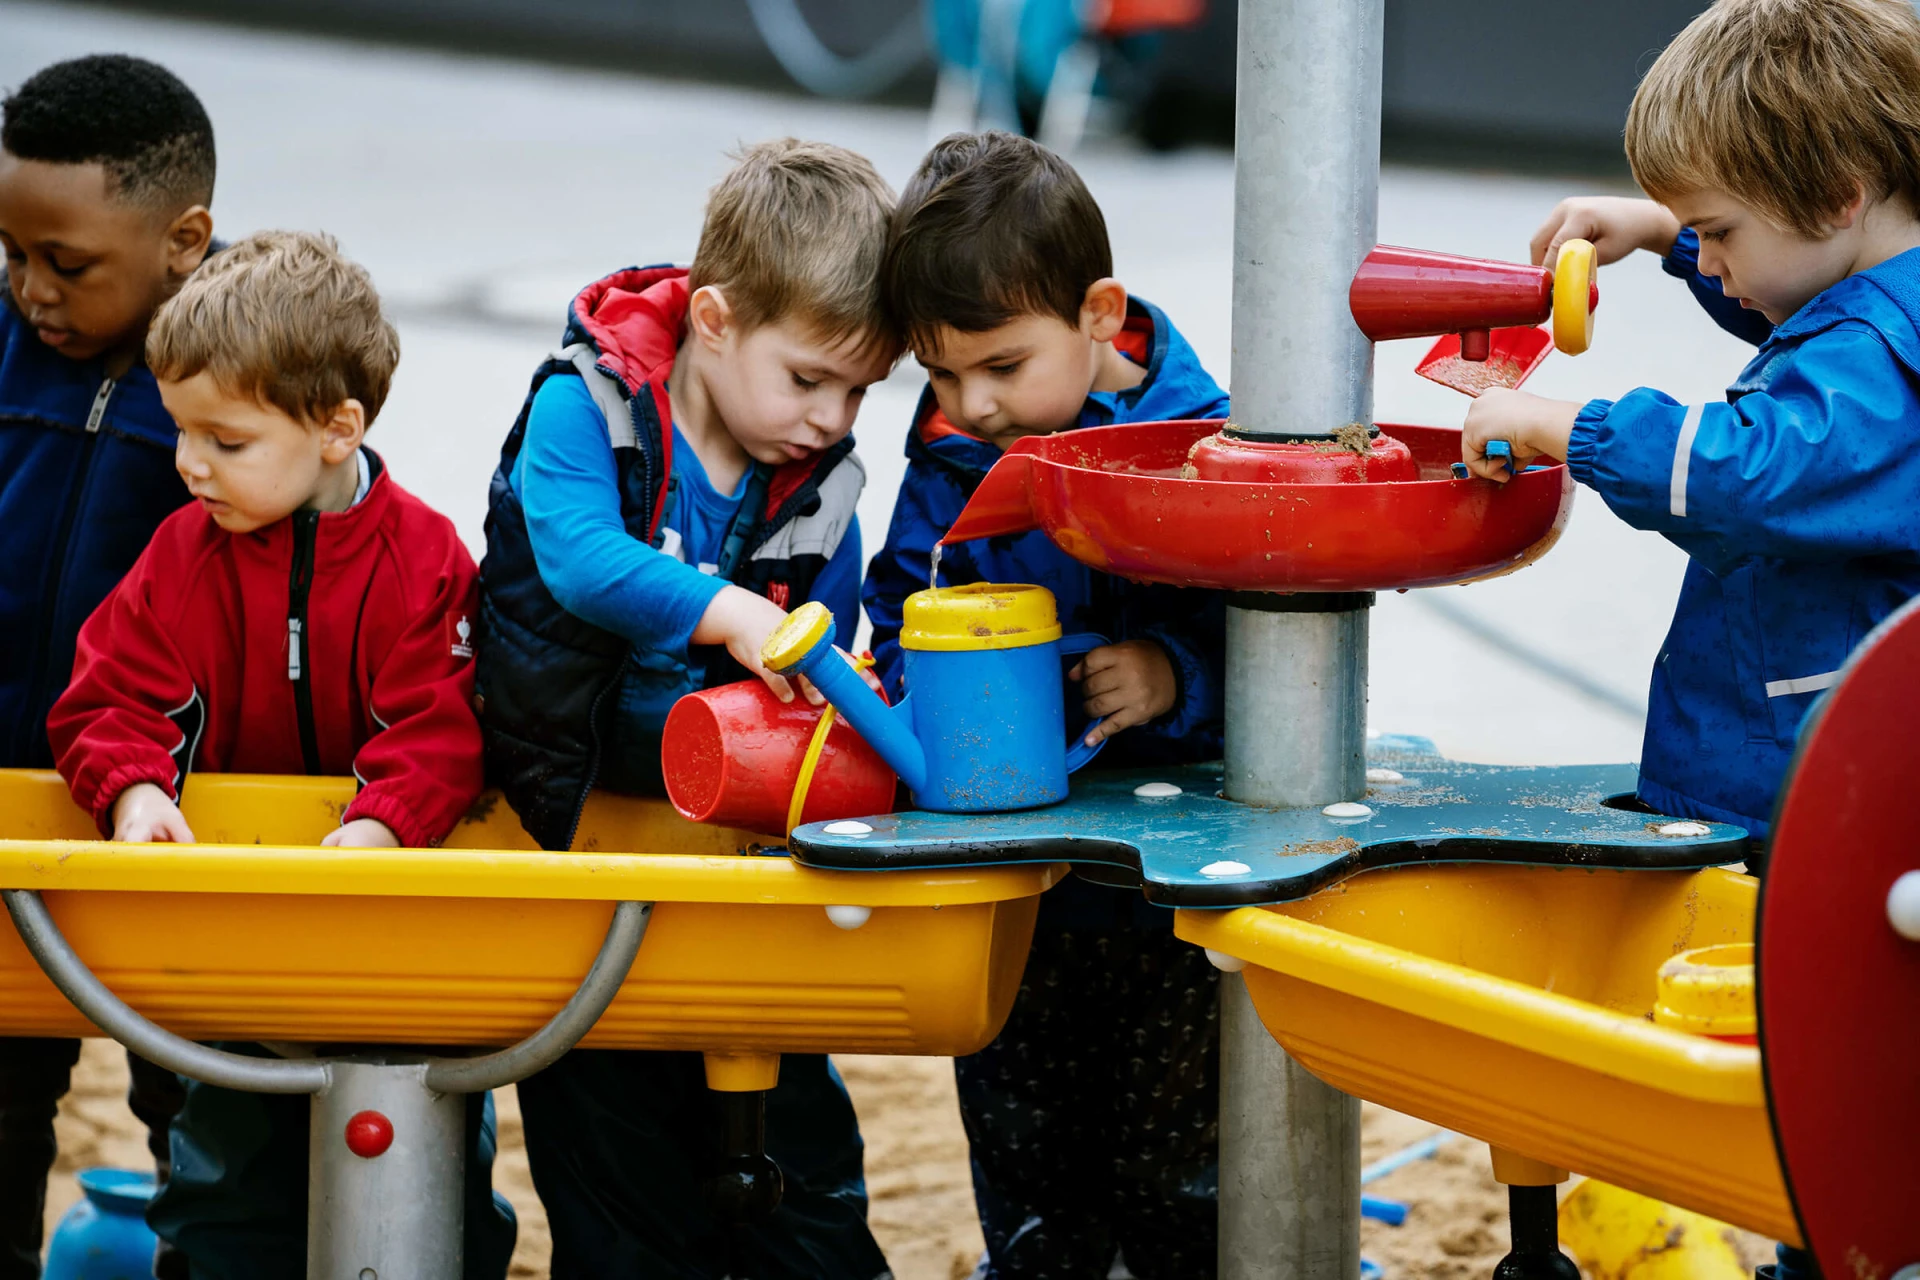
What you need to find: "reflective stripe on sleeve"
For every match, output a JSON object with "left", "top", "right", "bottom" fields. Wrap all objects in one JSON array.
[
  {"left": 1670, "top": 403, "right": 1704, "bottom": 517},
  {"left": 1765, "top": 670, "right": 1841, "bottom": 698}
]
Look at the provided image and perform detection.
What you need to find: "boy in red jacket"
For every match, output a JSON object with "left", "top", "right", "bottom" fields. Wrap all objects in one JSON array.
[{"left": 48, "top": 229, "right": 515, "bottom": 1278}]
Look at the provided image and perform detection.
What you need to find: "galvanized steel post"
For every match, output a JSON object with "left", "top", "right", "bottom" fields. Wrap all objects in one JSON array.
[{"left": 1219, "top": 0, "right": 1380, "bottom": 1274}]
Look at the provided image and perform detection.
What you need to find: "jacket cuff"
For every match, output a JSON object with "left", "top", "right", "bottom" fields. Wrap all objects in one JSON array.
[
  {"left": 1662, "top": 227, "right": 1700, "bottom": 281},
  {"left": 344, "top": 788, "right": 436, "bottom": 849},
  {"left": 1563, "top": 399, "right": 1613, "bottom": 487},
  {"left": 90, "top": 763, "right": 180, "bottom": 837},
  {"left": 1138, "top": 629, "right": 1216, "bottom": 740}
]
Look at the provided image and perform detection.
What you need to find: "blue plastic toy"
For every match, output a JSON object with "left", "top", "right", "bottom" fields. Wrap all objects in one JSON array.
[
  {"left": 762, "top": 584, "right": 1106, "bottom": 812},
  {"left": 44, "top": 1168, "right": 158, "bottom": 1280}
]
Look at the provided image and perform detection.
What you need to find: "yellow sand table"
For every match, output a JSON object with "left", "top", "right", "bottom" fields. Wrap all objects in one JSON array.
[
  {"left": 1177, "top": 864, "right": 1796, "bottom": 1244},
  {"left": 0, "top": 770, "right": 1057, "bottom": 1083}
]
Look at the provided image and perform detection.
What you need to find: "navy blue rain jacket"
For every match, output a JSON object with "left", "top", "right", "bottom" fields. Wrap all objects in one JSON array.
[
  {"left": 0, "top": 297, "right": 188, "bottom": 767},
  {"left": 1567, "top": 229, "right": 1920, "bottom": 835},
  {"left": 864, "top": 297, "right": 1233, "bottom": 770}
]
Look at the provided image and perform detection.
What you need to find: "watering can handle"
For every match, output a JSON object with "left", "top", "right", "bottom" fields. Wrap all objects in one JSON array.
[{"left": 1059, "top": 632, "right": 1111, "bottom": 772}]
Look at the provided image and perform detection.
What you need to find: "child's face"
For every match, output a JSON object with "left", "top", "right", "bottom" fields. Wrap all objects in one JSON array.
[
  {"left": 162, "top": 372, "right": 365, "bottom": 533},
  {"left": 912, "top": 282, "right": 1130, "bottom": 451},
  {"left": 0, "top": 154, "right": 210, "bottom": 364},
  {"left": 702, "top": 311, "right": 894, "bottom": 466},
  {"left": 1668, "top": 188, "right": 1860, "bottom": 325}
]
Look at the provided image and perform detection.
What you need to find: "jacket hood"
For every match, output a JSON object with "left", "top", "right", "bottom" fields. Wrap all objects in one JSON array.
[
  {"left": 1771, "top": 246, "right": 1920, "bottom": 375},
  {"left": 906, "top": 295, "right": 1229, "bottom": 477},
  {"left": 567, "top": 265, "right": 688, "bottom": 397}
]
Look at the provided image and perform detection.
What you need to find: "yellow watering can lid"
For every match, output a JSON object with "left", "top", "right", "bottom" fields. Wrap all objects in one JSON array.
[
  {"left": 1653, "top": 942, "right": 1755, "bottom": 1037},
  {"left": 902, "top": 583, "right": 1062, "bottom": 651},
  {"left": 762, "top": 601, "right": 835, "bottom": 672}
]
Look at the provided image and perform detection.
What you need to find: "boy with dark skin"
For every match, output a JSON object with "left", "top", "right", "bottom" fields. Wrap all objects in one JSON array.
[{"left": 0, "top": 55, "right": 215, "bottom": 1280}]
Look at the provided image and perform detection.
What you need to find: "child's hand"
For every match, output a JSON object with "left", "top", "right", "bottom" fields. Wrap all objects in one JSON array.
[
  {"left": 322, "top": 818, "right": 401, "bottom": 848},
  {"left": 1461, "top": 389, "right": 1581, "bottom": 482},
  {"left": 1530, "top": 196, "right": 1682, "bottom": 268},
  {"left": 1459, "top": 391, "right": 1582, "bottom": 479},
  {"left": 1071, "top": 640, "right": 1176, "bottom": 746},
  {"left": 693, "top": 586, "right": 822, "bottom": 705},
  {"left": 111, "top": 783, "right": 195, "bottom": 843}
]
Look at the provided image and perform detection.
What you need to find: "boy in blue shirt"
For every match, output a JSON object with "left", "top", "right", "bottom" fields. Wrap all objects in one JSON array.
[
  {"left": 864, "top": 130, "right": 1229, "bottom": 1278},
  {"left": 476, "top": 139, "right": 898, "bottom": 1278},
  {"left": 0, "top": 55, "right": 215, "bottom": 1280},
  {"left": 1462, "top": 0, "right": 1920, "bottom": 855}
]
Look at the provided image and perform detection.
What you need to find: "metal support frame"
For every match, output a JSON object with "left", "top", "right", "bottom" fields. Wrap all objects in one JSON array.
[
  {"left": 4, "top": 890, "right": 650, "bottom": 1279},
  {"left": 1220, "top": 0, "right": 1383, "bottom": 1272}
]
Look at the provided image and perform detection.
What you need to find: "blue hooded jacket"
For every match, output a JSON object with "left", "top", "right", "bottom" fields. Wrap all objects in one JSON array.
[
  {"left": 864, "top": 296, "right": 1233, "bottom": 771},
  {"left": 0, "top": 296, "right": 189, "bottom": 768},
  {"left": 1567, "top": 229, "right": 1920, "bottom": 836}
]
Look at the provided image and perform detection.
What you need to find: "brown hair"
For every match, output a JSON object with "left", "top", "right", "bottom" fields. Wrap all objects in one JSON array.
[
  {"left": 147, "top": 230, "right": 400, "bottom": 425},
  {"left": 883, "top": 131, "right": 1112, "bottom": 351},
  {"left": 689, "top": 138, "right": 898, "bottom": 350},
  {"left": 1627, "top": 0, "right": 1920, "bottom": 236}
]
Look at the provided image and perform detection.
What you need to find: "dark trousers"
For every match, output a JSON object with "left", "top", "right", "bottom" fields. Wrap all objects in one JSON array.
[
  {"left": 146, "top": 1047, "right": 516, "bottom": 1280},
  {"left": 516, "top": 1050, "right": 889, "bottom": 1280},
  {"left": 0, "top": 1037, "right": 184, "bottom": 1280},
  {"left": 955, "top": 923, "right": 1220, "bottom": 1280}
]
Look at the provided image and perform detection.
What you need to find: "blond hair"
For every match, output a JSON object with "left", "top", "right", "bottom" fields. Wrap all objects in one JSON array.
[
  {"left": 148, "top": 230, "right": 400, "bottom": 425},
  {"left": 1627, "top": 0, "right": 1920, "bottom": 236},
  {"left": 690, "top": 138, "right": 898, "bottom": 350}
]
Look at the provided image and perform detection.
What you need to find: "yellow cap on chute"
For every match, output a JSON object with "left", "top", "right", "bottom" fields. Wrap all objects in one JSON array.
[
  {"left": 1653, "top": 943, "right": 1755, "bottom": 1038},
  {"left": 900, "top": 583, "right": 1062, "bottom": 652},
  {"left": 761, "top": 601, "right": 835, "bottom": 672},
  {"left": 1552, "top": 237, "right": 1597, "bottom": 355}
]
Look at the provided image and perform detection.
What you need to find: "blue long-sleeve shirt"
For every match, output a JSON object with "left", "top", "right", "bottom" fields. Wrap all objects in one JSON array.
[
  {"left": 1566, "top": 238, "right": 1920, "bottom": 834},
  {"left": 512, "top": 374, "right": 861, "bottom": 660}
]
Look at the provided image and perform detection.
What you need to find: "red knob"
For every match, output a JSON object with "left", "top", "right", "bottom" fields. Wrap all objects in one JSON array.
[{"left": 344, "top": 1110, "right": 394, "bottom": 1158}]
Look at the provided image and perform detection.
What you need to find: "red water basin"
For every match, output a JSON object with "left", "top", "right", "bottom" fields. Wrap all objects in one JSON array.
[{"left": 942, "top": 419, "right": 1573, "bottom": 593}]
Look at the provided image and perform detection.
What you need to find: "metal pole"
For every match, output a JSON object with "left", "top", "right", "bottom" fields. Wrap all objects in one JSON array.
[
  {"left": 309, "top": 1059, "right": 465, "bottom": 1280},
  {"left": 1220, "top": 0, "right": 1382, "bottom": 1273}
]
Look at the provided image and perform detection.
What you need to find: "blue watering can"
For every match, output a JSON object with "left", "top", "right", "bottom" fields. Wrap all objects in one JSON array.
[
  {"left": 762, "top": 583, "right": 1106, "bottom": 812},
  {"left": 44, "top": 1168, "right": 158, "bottom": 1280}
]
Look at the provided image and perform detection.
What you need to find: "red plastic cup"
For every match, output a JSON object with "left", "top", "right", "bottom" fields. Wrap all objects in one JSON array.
[{"left": 662, "top": 680, "right": 896, "bottom": 835}]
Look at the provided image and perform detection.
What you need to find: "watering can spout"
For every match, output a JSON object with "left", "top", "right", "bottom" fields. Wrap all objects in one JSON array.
[
  {"left": 942, "top": 449, "right": 1039, "bottom": 544},
  {"left": 761, "top": 605, "right": 928, "bottom": 795}
]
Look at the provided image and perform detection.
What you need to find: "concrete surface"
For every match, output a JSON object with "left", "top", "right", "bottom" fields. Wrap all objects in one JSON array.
[{"left": 4, "top": 0, "right": 1762, "bottom": 767}]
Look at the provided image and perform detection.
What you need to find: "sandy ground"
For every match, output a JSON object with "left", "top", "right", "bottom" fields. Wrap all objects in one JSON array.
[{"left": 45, "top": 1040, "right": 1773, "bottom": 1280}]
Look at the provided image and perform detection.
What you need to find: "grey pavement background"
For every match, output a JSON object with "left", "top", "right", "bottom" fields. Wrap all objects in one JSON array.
[{"left": 4, "top": 0, "right": 1759, "bottom": 766}]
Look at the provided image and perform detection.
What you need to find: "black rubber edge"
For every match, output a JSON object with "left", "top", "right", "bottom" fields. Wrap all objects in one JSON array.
[
  {"left": 1221, "top": 424, "right": 1380, "bottom": 444},
  {"left": 1226, "top": 591, "right": 1377, "bottom": 613}
]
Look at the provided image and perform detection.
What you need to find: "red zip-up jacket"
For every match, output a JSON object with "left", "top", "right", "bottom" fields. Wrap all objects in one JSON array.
[{"left": 49, "top": 453, "right": 483, "bottom": 847}]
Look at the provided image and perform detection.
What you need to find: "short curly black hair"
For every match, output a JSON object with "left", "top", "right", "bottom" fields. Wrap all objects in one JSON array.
[{"left": 2, "top": 55, "right": 215, "bottom": 213}]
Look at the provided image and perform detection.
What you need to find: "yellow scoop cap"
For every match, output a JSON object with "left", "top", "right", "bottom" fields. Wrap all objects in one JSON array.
[
  {"left": 901, "top": 583, "right": 1062, "bottom": 651},
  {"left": 761, "top": 601, "right": 835, "bottom": 673}
]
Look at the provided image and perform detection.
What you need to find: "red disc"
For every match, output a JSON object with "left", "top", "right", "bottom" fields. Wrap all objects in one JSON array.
[
  {"left": 1762, "top": 595, "right": 1920, "bottom": 1272},
  {"left": 343, "top": 1110, "right": 394, "bottom": 1159}
]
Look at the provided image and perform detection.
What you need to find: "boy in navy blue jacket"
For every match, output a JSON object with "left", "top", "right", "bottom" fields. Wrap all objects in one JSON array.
[
  {"left": 864, "top": 131, "right": 1229, "bottom": 1278},
  {"left": 1463, "top": 0, "right": 1920, "bottom": 855},
  {"left": 0, "top": 55, "right": 215, "bottom": 1280},
  {"left": 477, "top": 139, "right": 898, "bottom": 1279}
]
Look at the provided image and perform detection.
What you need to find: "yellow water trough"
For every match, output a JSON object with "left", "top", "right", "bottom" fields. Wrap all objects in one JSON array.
[
  {"left": 1177, "top": 863, "right": 1797, "bottom": 1244},
  {"left": 0, "top": 770, "right": 1058, "bottom": 1087}
]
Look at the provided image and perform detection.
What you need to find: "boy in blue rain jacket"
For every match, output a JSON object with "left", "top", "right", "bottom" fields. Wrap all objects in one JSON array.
[
  {"left": 863, "top": 130, "right": 1229, "bottom": 1279},
  {"left": 1462, "top": 0, "right": 1920, "bottom": 863}
]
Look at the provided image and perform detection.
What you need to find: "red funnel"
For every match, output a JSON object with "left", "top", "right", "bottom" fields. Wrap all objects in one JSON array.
[
  {"left": 941, "top": 419, "right": 1571, "bottom": 593},
  {"left": 1349, "top": 245, "right": 1555, "bottom": 344}
]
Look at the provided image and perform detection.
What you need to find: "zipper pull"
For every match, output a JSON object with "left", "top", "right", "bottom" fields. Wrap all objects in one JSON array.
[
  {"left": 288, "top": 618, "right": 303, "bottom": 679},
  {"left": 85, "top": 377, "right": 116, "bottom": 433}
]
